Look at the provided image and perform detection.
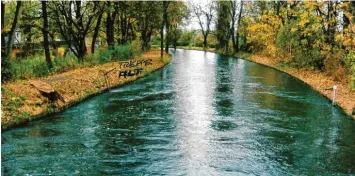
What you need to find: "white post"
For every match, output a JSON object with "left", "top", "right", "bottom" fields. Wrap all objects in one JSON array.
[{"left": 332, "top": 85, "right": 337, "bottom": 106}]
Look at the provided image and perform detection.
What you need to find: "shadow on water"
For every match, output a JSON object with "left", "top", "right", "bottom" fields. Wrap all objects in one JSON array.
[{"left": 2, "top": 49, "right": 355, "bottom": 175}]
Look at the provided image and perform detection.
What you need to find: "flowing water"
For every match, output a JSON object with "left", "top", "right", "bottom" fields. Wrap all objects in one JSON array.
[{"left": 2, "top": 49, "right": 355, "bottom": 175}]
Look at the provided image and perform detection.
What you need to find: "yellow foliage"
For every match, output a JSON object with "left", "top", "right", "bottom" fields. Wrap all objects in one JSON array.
[
  {"left": 244, "top": 13, "right": 282, "bottom": 57},
  {"left": 56, "top": 47, "right": 65, "bottom": 57},
  {"left": 290, "top": 28, "right": 297, "bottom": 33}
]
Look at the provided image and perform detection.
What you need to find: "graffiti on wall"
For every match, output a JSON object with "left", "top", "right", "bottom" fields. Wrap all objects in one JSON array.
[{"left": 118, "top": 59, "right": 153, "bottom": 78}]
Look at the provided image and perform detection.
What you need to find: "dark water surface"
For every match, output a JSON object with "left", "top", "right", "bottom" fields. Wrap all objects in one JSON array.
[{"left": 2, "top": 49, "right": 355, "bottom": 175}]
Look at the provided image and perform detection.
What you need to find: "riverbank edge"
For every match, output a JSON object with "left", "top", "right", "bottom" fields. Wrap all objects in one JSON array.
[
  {"left": 177, "top": 47, "right": 354, "bottom": 119},
  {"left": 1, "top": 52, "right": 172, "bottom": 131}
]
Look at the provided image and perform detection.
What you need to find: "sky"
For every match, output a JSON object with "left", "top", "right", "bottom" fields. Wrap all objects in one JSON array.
[{"left": 182, "top": 0, "right": 212, "bottom": 31}]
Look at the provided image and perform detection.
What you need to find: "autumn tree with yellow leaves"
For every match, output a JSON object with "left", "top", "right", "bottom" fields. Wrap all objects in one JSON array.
[{"left": 240, "top": 1, "right": 355, "bottom": 89}]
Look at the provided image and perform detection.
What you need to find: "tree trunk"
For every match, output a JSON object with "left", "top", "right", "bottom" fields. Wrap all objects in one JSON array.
[
  {"left": 230, "top": 21, "right": 236, "bottom": 53},
  {"left": 229, "top": 1, "right": 237, "bottom": 53},
  {"left": 164, "top": 2, "right": 169, "bottom": 54},
  {"left": 231, "top": 30, "right": 236, "bottom": 53},
  {"left": 235, "top": 32, "right": 240, "bottom": 53},
  {"left": 42, "top": 1, "right": 53, "bottom": 69},
  {"left": 79, "top": 38, "right": 87, "bottom": 62},
  {"left": 142, "top": 29, "right": 152, "bottom": 51},
  {"left": 203, "top": 34, "right": 208, "bottom": 49},
  {"left": 2, "top": 1, "right": 22, "bottom": 82},
  {"left": 6, "top": 1, "right": 22, "bottom": 58},
  {"left": 165, "top": 21, "right": 169, "bottom": 53},
  {"left": 235, "top": 1, "right": 243, "bottom": 53},
  {"left": 161, "top": 1, "right": 169, "bottom": 58},
  {"left": 106, "top": 14, "right": 114, "bottom": 49},
  {"left": 1, "top": 1, "right": 11, "bottom": 82},
  {"left": 160, "top": 21, "right": 164, "bottom": 58},
  {"left": 92, "top": 11, "right": 103, "bottom": 53},
  {"left": 1, "top": 1, "right": 5, "bottom": 55},
  {"left": 106, "top": 1, "right": 117, "bottom": 49}
]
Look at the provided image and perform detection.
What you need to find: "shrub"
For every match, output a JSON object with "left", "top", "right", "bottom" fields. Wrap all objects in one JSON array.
[
  {"left": 98, "top": 49, "right": 113, "bottom": 63},
  {"left": 52, "top": 54, "right": 80, "bottom": 73},
  {"left": 345, "top": 52, "right": 355, "bottom": 90},
  {"left": 131, "top": 39, "right": 142, "bottom": 56},
  {"left": 11, "top": 53, "right": 82, "bottom": 79},
  {"left": 276, "top": 20, "right": 325, "bottom": 70},
  {"left": 177, "top": 31, "right": 194, "bottom": 46},
  {"left": 1, "top": 56, "right": 13, "bottom": 82},
  {"left": 324, "top": 47, "right": 344, "bottom": 78},
  {"left": 83, "top": 53, "right": 100, "bottom": 65},
  {"left": 151, "top": 35, "right": 161, "bottom": 46},
  {"left": 112, "top": 44, "right": 134, "bottom": 61},
  {"left": 12, "top": 55, "right": 50, "bottom": 79},
  {"left": 7, "top": 44, "right": 138, "bottom": 81}
]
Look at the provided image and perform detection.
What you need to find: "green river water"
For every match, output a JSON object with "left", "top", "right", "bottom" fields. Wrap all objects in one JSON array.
[{"left": 2, "top": 49, "right": 355, "bottom": 175}]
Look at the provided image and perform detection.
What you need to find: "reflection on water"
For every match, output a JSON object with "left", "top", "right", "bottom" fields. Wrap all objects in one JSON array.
[{"left": 2, "top": 49, "right": 355, "bottom": 175}]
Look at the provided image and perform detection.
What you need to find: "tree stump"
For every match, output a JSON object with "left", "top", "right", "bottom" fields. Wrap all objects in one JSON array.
[{"left": 29, "top": 80, "right": 65, "bottom": 105}]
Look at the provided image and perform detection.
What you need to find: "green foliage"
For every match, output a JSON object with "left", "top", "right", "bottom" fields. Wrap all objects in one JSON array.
[
  {"left": 216, "top": 1, "right": 231, "bottom": 51},
  {"left": 276, "top": 20, "right": 324, "bottom": 69},
  {"left": 8, "top": 43, "right": 140, "bottom": 81},
  {"left": 12, "top": 55, "right": 50, "bottom": 79},
  {"left": 112, "top": 44, "right": 135, "bottom": 61},
  {"left": 151, "top": 35, "right": 161, "bottom": 46},
  {"left": 98, "top": 49, "right": 114, "bottom": 63},
  {"left": 194, "top": 39, "right": 204, "bottom": 47},
  {"left": 169, "top": 27, "right": 182, "bottom": 48},
  {"left": 52, "top": 54, "right": 80, "bottom": 73},
  {"left": 345, "top": 52, "right": 355, "bottom": 90},
  {"left": 11, "top": 53, "right": 81, "bottom": 79},
  {"left": 97, "top": 44, "right": 135, "bottom": 63},
  {"left": 177, "top": 31, "right": 194, "bottom": 46},
  {"left": 131, "top": 39, "right": 142, "bottom": 56},
  {"left": 1, "top": 56, "right": 13, "bottom": 83}
]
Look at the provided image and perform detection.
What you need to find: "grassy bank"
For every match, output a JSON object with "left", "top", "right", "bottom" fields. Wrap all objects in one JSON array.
[
  {"left": 177, "top": 46, "right": 355, "bottom": 118},
  {"left": 1, "top": 50, "right": 172, "bottom": 130}
]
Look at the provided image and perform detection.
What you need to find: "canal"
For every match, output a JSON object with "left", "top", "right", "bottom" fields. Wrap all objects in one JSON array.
[{"left": 2, "top": 49, "right": 355, "bottom": 175}]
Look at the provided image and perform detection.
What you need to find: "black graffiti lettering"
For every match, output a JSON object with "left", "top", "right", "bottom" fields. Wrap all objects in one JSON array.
[
  {"left": 135, "top": 68, "right": 143, "bottom": 75},
  {"left": 118, "top": 68, "right": 144, "bottom": 79},
  {"left": 127, "top": 70, "right": 136, "bottom": 76},
  {"left": 136, "top": 60, "right": 143, "bottom": 67},
  {"left": 143, "top": 59, "right": 152, "bottom": 66},
  {"left": 118, "top": 71, "right": 128, "bottom": 78},
  {"left": 119, "top": 59, "right": 153, "bottom": 69}
]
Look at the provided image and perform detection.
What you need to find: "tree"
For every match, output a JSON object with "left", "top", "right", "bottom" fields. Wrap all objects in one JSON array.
[
  {"left": 91, "top": 2, "right": 104, "bottom": 54},
  {"left": 165, "top": 1, "right": 188, "bottom": 52},
  {"left": 235, "top": 1, "right": 243, "bottom": 53},
  {"left": 161, "top": 1, "right": 170, "bottom": 58},
  {"left": 50, "top": 1, "right": 100, "bottom": 61},
  {"left": 216, "top": 1, "right": 231, "bottom": 52},
  {"left": 169, "top": 27, "right": 182, "bottom": 49},
  {"left": 1, "top": 1, "right": 22, "bottom": 82},
  {"left": 229, "top": 0, "right": 243, "bottom": 53},
  {"left": 164, "top": 4, "right": 170, "bottom": 54},
  {"left": 105, "top": 1, "right": 117, "bottom": 49},
  {"left": 117, "top": 2, "right": 137, "bottom": 44},
  {"left": 5, "top": 1, "right": 22, "bottom": 58},
  {"left": 136, "top": 1, "right": 161, "bottom": 51},
  {"left": 190, "top": 0, "right": 215, "bottom": 49},
  {"left": 41, "top": 1, "right": 53, "bottom": 69},
  {"left": 1, "top": 1, "right": 5, "bottom": 55}
]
